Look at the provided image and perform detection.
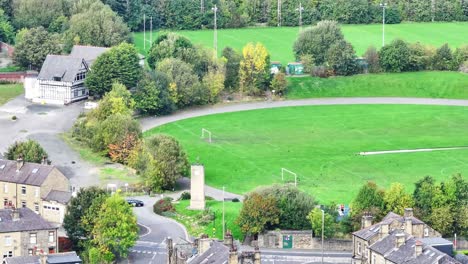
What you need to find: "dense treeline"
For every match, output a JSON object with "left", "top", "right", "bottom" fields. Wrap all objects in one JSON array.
[{"left": 2, "top": 0, "right": 466, "bottom": 39}]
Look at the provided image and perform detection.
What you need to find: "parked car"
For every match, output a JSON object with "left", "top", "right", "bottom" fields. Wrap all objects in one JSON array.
[{"left": 126, "top": 199, "right": 144, "bottom": 207}]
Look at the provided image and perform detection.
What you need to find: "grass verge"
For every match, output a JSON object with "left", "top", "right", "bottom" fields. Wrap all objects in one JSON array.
[
  {"left": 286, "top": 72, "right": 468, "bottom": 99},
  {"left": 172, "top": 200, "right": 243, "bottom": 240},
  {"left": 0, "top": 83, "right": 22, "bottom": 105},
  {"left": 60, "top": 133, "right": 109, "bottom": 165}
]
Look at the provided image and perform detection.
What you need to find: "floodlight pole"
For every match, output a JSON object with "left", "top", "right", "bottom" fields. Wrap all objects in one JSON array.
[
  {"left": 277, "top": 0, "right": 282, "bottom": 27},
  {"left": 222, "top": 186, "right": 225, "bottom": 237},
  {"left": 150, "top": 16, "right": 153, "bottom": 45},
  {"left": 380, "top": 2, "right": 387, "bottom": 47},
  {"left": 296, "top": 2, "right": 304, "bottom": 31},
  {"left": 212, "top": 5, "right": 218, "bottom": 58},
  {"left": 143, "top": 14, "right": 146, "bottom": 50},
  {"left": 321, "top": 209, "right": 325, "bottom": 264}
]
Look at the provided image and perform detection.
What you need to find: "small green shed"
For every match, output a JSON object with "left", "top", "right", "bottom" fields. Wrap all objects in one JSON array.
[{"left": 270, "top": 61, "right": 282, "bottom": 74}]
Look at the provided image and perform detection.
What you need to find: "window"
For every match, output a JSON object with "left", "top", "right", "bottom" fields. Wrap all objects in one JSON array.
[
  {"left": 4, "top": 236, "right": 11, "bottom": 246},
  {"left": 364, "top": 245, "right": 368, "bottom": 257},
  {"left": 3, "top": 251, "right": 13, "bottom": 259},
  {"left": 372, "top": 254, "right": 376, "bottom": 264},
  {"left": 29, "top": 233, "right": 36, "bottom": 244},
  {"left": 357, "top": 242, "right": 361, "bottom": 255},
  {"left": 28, "top": 249, "right": 33, "bottom": 256},
  {"left": 424, "top": 227, "right": 429, "bottom": 237},
  {"left": 35, "top": 188, "right": 39, "bottom": 198},
  {"left": 48, "top": 231, "right": 55, "bottom": 243},
  {"left": 34, "top": 203, "right": 39, "bottom": 213},
  {"left": 3, "top": 184, "right": 7, "bottom": 193},
  {"left": 3, "top": 199, "right": 7, "bottom": 206},
  {"left": 21, "top": 201, "right": 26, "bottom": 208},
  {"left": 21, "top": 186, "right": 26, "bottom": 195}
]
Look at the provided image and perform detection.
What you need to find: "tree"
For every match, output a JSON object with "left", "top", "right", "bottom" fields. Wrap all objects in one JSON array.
[
  {"left": 429, "top": 206, "right": 455, "bottom": 236},
  {"left": 85, "top": 43, "right": 142, "bottom": 97},
  {"left": 239, "top": 42, "right": 271, "bottom": 95},
  {"left": 351, "top": 181, "right": 385, "bottom": 221},
  {"left": 364, "top": 46, "right": 380, "bottom": 73},
  {"left": 202, "top": 60, "right": 226, "bottom": 103},
  {"left": 66, "top": 1, "right": 130, "bottom": 47},
  {"left": 378, "top": 39, "right": 411, "bottom": 72},
  {"left": 452, "top": 45, "right": 468, "bottom": 71},
  {"left": 133, "top": 71, "right": 174, "bottom": 115},
  {"left": 413, "top": 176, "right": 436, "bottom": 221},
  {"left": 156, "top": 58, "right": 203, "bottom": 107},
  {"left": 91, "top": 82, "right": 135, "bottom": 121},
  {"left": 92, "top": 113, "right": 141, "bottom": 152},
  {"left": 0, "top": 9, "right": 14, "bottom": 43},
  {"left": 108, "top": 133, "right": 140, "bottom": 164},
  {"left": 256, "top": 185, "right": 317, "bottom": 230},
  {"left": 236, "top": 192, "right": 280, "bottom": 235},
  {"left": 326, "top": 40, "right": 358, "bottom": 76},
  {"left": 383, "top": 183, "right": 413, "bottom": 215},
  {"left": 63, "top": 187, "right": 108, "bottom": 252},
  {"left": 408, "top": 42, "right": 434, "bottom": 71},
  {"left": 90, "top": 194, "right": 138, "bottom": 262},
  {"left": 144, "top": 135, "right": 189, "bottom": 191},
  {"left": 293, "top": 20, "right": 344, "bottom": 65},
  {"left": 11, "top": 0, "right": 68, "bottom": 29},
  {"left": 222, "top": 47, "right": 242, "bottom": 91},
  {"left": 4, "top": 140, "right": 48, "bottom": 163},
  {"left": 48, "top": 15, "right": 68, "bottom": 33},
  {"left": 101, "top": 0, "right": 143, "bottom": 31},
  {"left": 432, "top": 43, "right": 453, "bottom": 70},
  {"left": 307, "top": 208, "right": 335, "bottom": 238},
  {"left": 147, "top": 32, "right": 195, "bottom": 69},
  {"left": 13, "top": 27, "right": 61, "bottom": 69},
  {"left": 270, "top": 72, "right": 287, "bottom": 96}
]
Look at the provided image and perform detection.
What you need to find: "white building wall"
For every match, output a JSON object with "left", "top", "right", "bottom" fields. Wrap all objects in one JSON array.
[{"left": 24, "top": 76, "right": 39, "bottom": 100}]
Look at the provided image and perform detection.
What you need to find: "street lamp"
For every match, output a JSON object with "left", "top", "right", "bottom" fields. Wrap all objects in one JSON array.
[
  {"left": 380, "top": 2, "right": 387, "bottom": 47},
  {"left": 222, "top": 186, "right": 225, "bottom": 237},
  {"left": 296, "top": 2, "right": 304, "bottom": 31},
  {"left": 321, "top": 209, "right": 325, "bottom": 264},
  {"left": 212, "top": 5, "right": 218, "bottom": 58}
]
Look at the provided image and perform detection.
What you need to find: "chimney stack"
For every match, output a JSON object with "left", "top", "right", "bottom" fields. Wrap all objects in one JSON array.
[
  {"left": 41, "top": 156, "right": 47, "bottom": 165},
  {"left": 254, "top": 246, "right": 261, "bottom": 264},
  {"left": 415, "top": 240, "right": 423, "bottom": 257},
  {"left": 224, "top": 230, "right": 233, "bottom": 249},
  {"left": 404, "top": 208, "right": 413, "bottom": 218},
  {"left": 198, "top": 234, "right": 211, "bottom": 254},
  {"left": 12, "top": 208, "right": 20, "bottom": 221},
  {"left": 16, "top": 155, "right": 24, "bottom": 171},
  {"left": 228, "top": 246, "right": 238, "bottom": 264},
  {"left": 39, "top": 251, "right": 47, "bottom": 264},
  {"left": 361, "top": 213, "right": 373, "bottom": 229},
  {"left": 395, "top": 233, "right": 405, "bottom": 248}
]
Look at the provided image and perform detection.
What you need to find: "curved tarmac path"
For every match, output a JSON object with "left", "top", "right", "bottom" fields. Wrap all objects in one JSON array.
[{"left": 140, "top": 97, "right": 468, "bottom": 131}]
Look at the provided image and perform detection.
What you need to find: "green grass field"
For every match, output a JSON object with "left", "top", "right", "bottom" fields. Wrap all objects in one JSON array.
[
  {"left": 0, "top": 83, "right": 22, "bottom": 105},
  {"left": 287, "top": 71, "right": 468, "bottom": 99},
  {"left": 173, "top": 200, "right": 243, "bottom": 240},
  {"left": 145, "top": 105, "right": 468, "bottom": 204},
  {"left": 134, "top": 22, "right": 468, "bottom": 64}
]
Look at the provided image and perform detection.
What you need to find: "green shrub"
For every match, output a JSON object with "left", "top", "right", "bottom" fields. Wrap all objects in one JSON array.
[
  {"left": 232, "top": 198, "right": 240, "bottom": 203},
  {"left": 180, "top": 191, "right": 191, "bottom": 200},
  {"left": 11, "top": 115, "right": 16, "bottom": 120},
  {"left": 153, "top": 197, "right": 174, "bottom": 215}
]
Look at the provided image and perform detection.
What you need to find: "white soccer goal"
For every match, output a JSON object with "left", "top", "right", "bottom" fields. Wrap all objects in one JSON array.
[
  {"left": 201, "top": 128, "right": 212, "bottom": 143},
  {"left": 281, "top": 168, "right": 298, "bottom": 187}
]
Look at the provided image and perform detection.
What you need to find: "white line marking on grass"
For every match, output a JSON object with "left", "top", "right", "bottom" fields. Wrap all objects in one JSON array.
[{"left": 360, "top": 146, "right": 468, "bottom": 156}]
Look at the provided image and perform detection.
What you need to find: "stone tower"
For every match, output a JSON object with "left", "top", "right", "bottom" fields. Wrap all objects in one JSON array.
[{"left": 190, "top": 164, "right": 205, "bottom": 210}]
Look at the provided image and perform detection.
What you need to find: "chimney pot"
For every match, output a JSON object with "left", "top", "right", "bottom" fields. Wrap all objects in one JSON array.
[
  {"left": 16, "top": 156, "right": 24, "bottom": 171},
  {"left": 415, "top": 240, "right": 423, "bottom": 257}
]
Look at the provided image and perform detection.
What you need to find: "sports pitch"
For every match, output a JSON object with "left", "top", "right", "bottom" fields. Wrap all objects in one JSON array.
[
  {"left": 134, "top": 22, "right": 468, "bottom": 64},
  {"left": 145, "top": 104, "right": 468, "bottom": 203}
]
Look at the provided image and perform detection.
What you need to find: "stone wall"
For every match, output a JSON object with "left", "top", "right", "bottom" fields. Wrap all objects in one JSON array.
[{"left": 256, "top": 230, "right": 352, "bottom": 251}]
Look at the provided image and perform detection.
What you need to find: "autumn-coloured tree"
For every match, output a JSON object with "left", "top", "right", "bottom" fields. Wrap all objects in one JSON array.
[
  {"left": 236, "top": 192, "right": 279, "bottom": 235},
  {"left": 383, "top": 182, "right": 413, "bottom": 215},
  {"left": 239, "top": 42, "right": 271, "bottom": 96},
  {"left": 108, "top": 133, "right": 140, "bottom": 164}
]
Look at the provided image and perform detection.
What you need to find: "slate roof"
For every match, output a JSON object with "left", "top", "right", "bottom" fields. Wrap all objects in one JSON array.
[
  {"left": 45, "top": 190, "right": 72, "bottom": 204},
  {"left": 38, "top": 55, "right": 87, "bottom": 83},
  {"left": 5, "top": 252, "right": 82, "bottom": 264},
  {"left": 69, "top": 45, "right": 109, "bottom": 65},
  {"left": 0, "top": 159, "right": 55, "bottom": 186},
  {"left": 188, "top": 240, "right": 230, "bottom": 264},
  {"left": 0, "top": 208, "right": 56, "bottom": 233},
  {"left": 421, "top": 237, "right": 454, "bottom": 246}
]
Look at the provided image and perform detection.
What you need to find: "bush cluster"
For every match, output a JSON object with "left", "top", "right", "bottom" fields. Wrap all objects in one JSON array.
[{"left": 153, "top": 197, "right": 174, "bottom": 215}]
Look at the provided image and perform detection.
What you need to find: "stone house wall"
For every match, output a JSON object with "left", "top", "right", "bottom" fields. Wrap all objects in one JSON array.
[
  {"left": 257, "top": 230, "right": 352, "bottom": 251},
  {"left": 19, "top": 228, "right": 58, "bottom": 256}
]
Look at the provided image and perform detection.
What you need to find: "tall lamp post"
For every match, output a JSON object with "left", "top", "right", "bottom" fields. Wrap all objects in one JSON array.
[
  {"left": 380, "top": 2, "right": 387, "bottom": 47},
  {"left": 321, "top": 209, "right": 325, "bottom": 264},
  {"left": 212, "top": 5, "right": 218, "bottom": 58},
  {"left": 222, "top": 186, "right": 225, "bottom": 237},
  {"left": 296, "top": 2, "right": 304, "bottom": 31}
]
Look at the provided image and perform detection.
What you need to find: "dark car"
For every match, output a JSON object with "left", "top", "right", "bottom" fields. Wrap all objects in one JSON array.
[{"left": 126, "top": 199, "right": 144, "bottom": 207}]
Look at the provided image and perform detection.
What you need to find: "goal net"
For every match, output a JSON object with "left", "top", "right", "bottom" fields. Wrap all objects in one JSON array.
[
  {"left": 281, "top": 168, "right": 297, "bottom": 186},
  {"left": 201, "top": 128, "right": 212, "bottom": 143}
]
